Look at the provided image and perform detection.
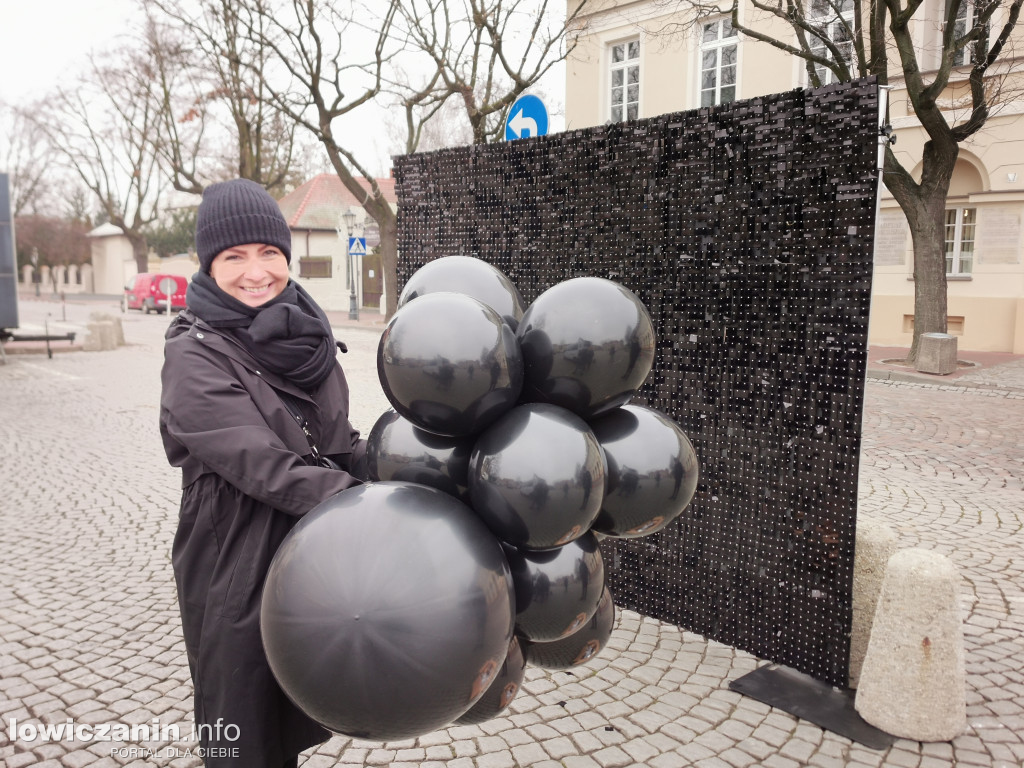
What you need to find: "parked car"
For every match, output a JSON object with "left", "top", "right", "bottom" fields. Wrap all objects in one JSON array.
[{"left": 123, "top": 273, "right": 188, "bottom": 314}]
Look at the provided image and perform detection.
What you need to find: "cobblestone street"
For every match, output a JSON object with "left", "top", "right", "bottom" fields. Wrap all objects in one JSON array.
[{"left": 1, "top": 300, "right": 1022, "bottom": 768}]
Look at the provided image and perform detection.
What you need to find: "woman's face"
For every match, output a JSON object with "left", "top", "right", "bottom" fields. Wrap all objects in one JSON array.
[{"left": 209, "top": 243, "right": 290, "bottom": 307}]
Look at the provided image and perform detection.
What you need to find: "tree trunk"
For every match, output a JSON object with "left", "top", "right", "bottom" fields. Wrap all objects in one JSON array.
[
  {"left": 378, "top": 213, "right": 399, "bottom": 320},
  {"left": 902, "top": 194, "right": 949, "bottom": 364},
  {"left": 882, "top": 137, "right": 957, "bottom": 365},
  {"left": 126, "top": 232, "right": 149, "bottom": 276}
]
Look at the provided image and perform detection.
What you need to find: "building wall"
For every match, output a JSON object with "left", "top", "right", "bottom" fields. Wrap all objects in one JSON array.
[
  {"left": 566, "top": 0, "right": 1024, "bottom": 353},
  {"left": 290, "top": 229, "right": 355, "bottom": 314},
  {"left": 89, "top": 235, "right": 137, "bottom": 295}
]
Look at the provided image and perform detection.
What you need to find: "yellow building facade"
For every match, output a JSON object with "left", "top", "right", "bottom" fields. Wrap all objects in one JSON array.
[{"left": 565, "top": 0, "right": 1024, "bottom": 352}]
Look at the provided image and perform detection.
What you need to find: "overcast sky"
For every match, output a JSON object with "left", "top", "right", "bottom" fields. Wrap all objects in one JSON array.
[
  {"left": 0, "top": 0, "right": 142, "bottom": 105},
  {"left": 0, "top": 0, "right": 566, "bottom": 179}
]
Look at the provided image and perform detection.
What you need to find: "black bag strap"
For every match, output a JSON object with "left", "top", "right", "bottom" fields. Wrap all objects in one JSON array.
[{"left": 277, "top": 391, "right": 325, "bottom": 464}]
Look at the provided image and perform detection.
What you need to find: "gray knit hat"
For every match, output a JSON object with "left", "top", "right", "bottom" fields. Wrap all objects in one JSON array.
[{"left": 195, "top": 178, "right": 292, "bottom": 272}]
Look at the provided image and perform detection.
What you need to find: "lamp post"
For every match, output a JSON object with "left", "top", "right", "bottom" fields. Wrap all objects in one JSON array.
[{"left": 343, "top": 209, "right": 359, "bottom": 321}]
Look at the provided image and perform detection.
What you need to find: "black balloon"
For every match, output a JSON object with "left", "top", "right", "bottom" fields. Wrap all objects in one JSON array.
[
  {"left": 505, "top": 533, "right": 605, "bottom": 642},
  {"left": 261, "top": 482, "right": 515, "bottom": 741},
  {"left": 469, "top": 403, "right": 605, "bottom": 549},
  {"left": 589, "top": 404, "right": 699, "bottom": 538},
  {"left": 398, "top": 255, "right": 527, "bottom": 330},
  {"left": 524, "top": 587, "right": 615, "bottom": 670},
  {"left": 366, "top": 408, "right": 474, "bottom": 502},
  {"left": 378, "top": 292, "right": 524, "bottom": 437},
  {"left": 516, "top": 277, "right": 655, "bottom": 419},
  {"left": 454, "top": 636, "right": 526, "bottom": 725}
]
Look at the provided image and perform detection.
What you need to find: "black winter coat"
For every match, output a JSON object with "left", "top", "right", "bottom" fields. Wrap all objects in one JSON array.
[{"left": 160, "top": 310, "right": 364, "bottom": 767}]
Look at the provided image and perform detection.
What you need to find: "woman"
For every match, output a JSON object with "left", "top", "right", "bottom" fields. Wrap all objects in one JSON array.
[{"left": 160, "top": 178, "right": 365, "bottom": 767}]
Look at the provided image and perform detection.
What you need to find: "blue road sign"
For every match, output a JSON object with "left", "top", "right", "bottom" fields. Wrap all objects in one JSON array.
[
  {"left": 505, "top": 94, "right": 548, "bottom": 141},
  {"left": 348, "top": 237, "right": 367, "bottom": 256}
]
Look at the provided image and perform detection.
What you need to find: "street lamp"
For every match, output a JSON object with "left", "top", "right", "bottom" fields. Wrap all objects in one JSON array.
[{"left": 343, "top": 209, "right": 359, "bottom": 321}]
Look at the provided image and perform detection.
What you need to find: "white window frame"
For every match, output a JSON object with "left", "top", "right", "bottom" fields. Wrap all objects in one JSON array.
[
  {"left": 608, "top": 38, "right": 640, "bottom": 123},
  {"left": 808, "top": 0, "right": 855, "bottom": 85},
  {"left": 699, "top": 18, "right": 739, "bottom": 108},
  {"left": 945, "top": 206, "right": 976, "bottom": 275},
  {"left": 951, "top": 0, "right": 979, "bottom": 66}
]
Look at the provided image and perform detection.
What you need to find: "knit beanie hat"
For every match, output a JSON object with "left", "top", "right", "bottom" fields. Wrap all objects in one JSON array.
[{"left": 195, "top": 178, "right": 292, "bottom": 272}]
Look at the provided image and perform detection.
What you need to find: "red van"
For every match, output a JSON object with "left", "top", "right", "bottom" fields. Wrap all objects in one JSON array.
[{"left": 124, "top": 273, "right": 188, "bottom": 313}]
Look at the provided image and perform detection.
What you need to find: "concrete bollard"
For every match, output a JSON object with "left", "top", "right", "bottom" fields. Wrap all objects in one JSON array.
[
  {"left": 848, "top": 516, "right": 898, "bottom": 688},
  {"left": 855, "top": 548, "right": 966, "bottom": 741},
  {"left": 89, "top": 312, "right": 125, "bottom": 346},
  {"left": 915, "top": 332, "right": 957, "bottom": 375},
  {"left": 83, "top": 321, "right": 117, "bottom": 352}
]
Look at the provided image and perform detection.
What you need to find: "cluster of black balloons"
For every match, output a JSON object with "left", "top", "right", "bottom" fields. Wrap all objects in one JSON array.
[{"left": 261, "top": 256, "right": 699, "bottom": 742}]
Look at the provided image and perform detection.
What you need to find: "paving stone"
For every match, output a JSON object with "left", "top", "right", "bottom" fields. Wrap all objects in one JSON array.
[
  {"left": 592, "top": 745, "right": 632, "bottom": 767},
  {"left": 717, "top": 746, "right": 761, "bottom": 768},
  {"left": 451, "top": 739, "right": 478, "bottom": 758},
  {"left": 511, "top": 741, "right": 549, "bottom": 765},
  {"left": 302, "top": 756, "right": 341, "bottom": 768},
  {"left": 618, "top": 737, "right": 659, "bottom": 763},
  {"left": 648, "top": 753, "right": 690, "bottom": 768},
  {"left": 475, "top": 749, "right": 515, "bottom": 768}
]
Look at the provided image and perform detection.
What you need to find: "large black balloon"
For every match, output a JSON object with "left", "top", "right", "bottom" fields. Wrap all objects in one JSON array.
[
  {"left": 589, "top": 404, "right": 699, "bottom": 537},
  {"left": 469, "top": 403, "right": 605, "bottom": 550},
  {"left": 524, "top": 587, "right": 616, "bottom": 670},
  {"left": 378, "top": 292, "right": 524, "bottom": 437},
  {"left": 454, "top": 636, "right": 526, "bottom": 725},
  {"left": 516, "top": 277, "right": 655, "bottom": 419},
  {"left": 366, "top": 408, "right": 474, "bottom": 502},
  {"left": 398, "top": 255, "right": 527, "bottom": 330},
  {"left": 505, "top": 533, "right": 605, "bottom": 642},
  {"left": 261, "top": 482, "right": 515, "bottom": 741}
]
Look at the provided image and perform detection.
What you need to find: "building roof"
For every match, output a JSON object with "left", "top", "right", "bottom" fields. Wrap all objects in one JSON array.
[
  {"left": 87, "top": 222, "right": 125, "bottom": 238},
  {"left": 278, "top": 174, "right": 397, "bottom": 231}
]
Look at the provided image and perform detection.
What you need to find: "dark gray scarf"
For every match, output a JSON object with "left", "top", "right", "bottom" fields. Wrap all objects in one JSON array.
[{"left": 186, "top": 271, "right": 338, "bottom": 390}]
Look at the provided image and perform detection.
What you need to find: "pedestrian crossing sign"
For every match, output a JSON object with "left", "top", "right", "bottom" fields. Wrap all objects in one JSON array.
[{"left": 348, "top": 237, "right": 367, "bottom": 256}]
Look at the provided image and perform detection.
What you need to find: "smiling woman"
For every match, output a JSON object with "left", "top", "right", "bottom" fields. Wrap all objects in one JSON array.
[
  {"left": 209, "top": 243, "right": 291, "bottom": 308},
  {"left": 159, "top": 178, "right": 368, "bottom": 768}
]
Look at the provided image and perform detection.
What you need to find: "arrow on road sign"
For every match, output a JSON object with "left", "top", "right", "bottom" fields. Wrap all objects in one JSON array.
[{"left": 508, "top": 109, "right": 538, "bottom": 139}]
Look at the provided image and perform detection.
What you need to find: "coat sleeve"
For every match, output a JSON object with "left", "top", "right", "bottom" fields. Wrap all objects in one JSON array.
[{"left": 161, "top": 339, "right": 359, "bottom": 516}]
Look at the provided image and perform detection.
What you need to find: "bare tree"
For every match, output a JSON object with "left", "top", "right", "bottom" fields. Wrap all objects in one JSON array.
[
  {"left": 29, "top": 47, "right": 168, "bottom": 273},
  {"left": 239, "top": 0, "right": 591, "bottom": 316},
  {"left": 646, "top": 0, "right": 1022, "bottom": 363},
  {"left": 0, "top": 102, "right": 56, "bottom": 217},
  {"left": 233, "top": 0, "right": 404, "bottom": 312},
  {"left": 143, "top": 0, "right": 301, "bottom": 195},
  {"left": 392, "top": 0, "right": 591, "bottom": 149}
]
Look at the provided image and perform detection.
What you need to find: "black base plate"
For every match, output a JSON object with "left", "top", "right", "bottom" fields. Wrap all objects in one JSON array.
[{"left": 729, "top": 664, "right": 896, "bottom": 750}]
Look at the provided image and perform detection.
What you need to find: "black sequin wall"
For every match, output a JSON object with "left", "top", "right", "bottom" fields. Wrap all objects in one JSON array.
[{"left": 394, "top": 78, "right": 880, "bottom": 686}]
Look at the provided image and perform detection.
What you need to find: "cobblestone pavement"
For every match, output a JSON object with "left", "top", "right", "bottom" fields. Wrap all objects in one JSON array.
[
  {"left": 957, "top": 358, "right": 1024, "bottom": 391},
  {"left": 1, "top": 301, "right": 1022, "bottom": 768}
]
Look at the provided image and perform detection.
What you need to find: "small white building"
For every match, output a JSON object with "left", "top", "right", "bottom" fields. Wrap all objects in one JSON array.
[{"left": 87, "top": 223, "right": 137, "bottom": 295}]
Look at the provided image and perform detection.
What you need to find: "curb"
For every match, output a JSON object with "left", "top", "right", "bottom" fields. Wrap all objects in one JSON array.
[{"left": 866, "top": 368, "right": 1024, "bottom": 393}]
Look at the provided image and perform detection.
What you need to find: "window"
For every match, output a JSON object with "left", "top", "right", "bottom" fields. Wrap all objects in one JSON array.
[
  {"left": 809, "top": 0, "right": 854, "bottom": 85},
  {"left": 299, "top": 257, "right": 332, "bottom": 278},
  {"left": 952, "top": 1, "right": 981, "bottom": 66},
  {"left": 609, "top": 39, "right": 640, "bottom": 122},
  {"left": 700, "top": 19, "right": 738, "bottom": 107},
  {"left": 945, "top": 207, "right": 975, "bottom": 275}
]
